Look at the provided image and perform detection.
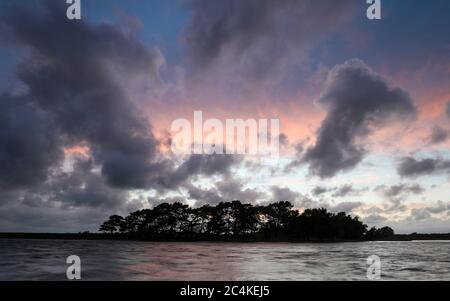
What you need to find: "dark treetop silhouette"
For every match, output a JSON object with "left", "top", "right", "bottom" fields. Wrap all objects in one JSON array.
[{"left": 99, "top": 201, "right": 394, "bottom": 242}]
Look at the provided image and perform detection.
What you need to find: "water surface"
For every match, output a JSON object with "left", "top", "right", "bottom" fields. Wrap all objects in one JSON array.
[{"left": 0, "top": 239, "right": 449, "bottom": 280}]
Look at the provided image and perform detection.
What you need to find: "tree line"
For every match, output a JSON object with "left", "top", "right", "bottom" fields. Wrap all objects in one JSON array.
[{"left": 99, "top": 201, "right": 394, "bottom": 242}]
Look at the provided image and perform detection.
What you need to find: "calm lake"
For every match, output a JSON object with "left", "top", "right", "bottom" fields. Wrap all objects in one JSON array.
[{"left": 0, "top": 239, "right": 449, "bottom": 281}]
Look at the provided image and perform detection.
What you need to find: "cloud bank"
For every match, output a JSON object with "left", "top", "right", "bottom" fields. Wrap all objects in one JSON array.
[{"left": 303, "top": 59, "right": 417, "bottom": 178}]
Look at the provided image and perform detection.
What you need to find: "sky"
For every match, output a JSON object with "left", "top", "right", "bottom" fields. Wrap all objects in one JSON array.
[{"left": 0, "top": 0, "right": 449, "bottom": 234}]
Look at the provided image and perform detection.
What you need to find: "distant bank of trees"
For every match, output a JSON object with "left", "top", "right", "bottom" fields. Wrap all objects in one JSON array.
[{"left": 99, "top": 201, "right": 394, "bottom": 242}]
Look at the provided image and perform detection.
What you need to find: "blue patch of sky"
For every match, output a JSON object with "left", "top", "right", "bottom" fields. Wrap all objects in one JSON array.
[
  {"left": 0, "top": 0, "right": 190, "bottom": 89},
  {"left": 308, "top": 0, "right": 450, "bottom": 73},
  {"left": 83, "top": 0, "right": 189, "bottom": 64}
]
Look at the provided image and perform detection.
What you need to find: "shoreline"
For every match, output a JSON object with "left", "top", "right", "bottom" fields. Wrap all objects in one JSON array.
[{"left": 1, "top": 232, "right": 450, "bottom": 242}]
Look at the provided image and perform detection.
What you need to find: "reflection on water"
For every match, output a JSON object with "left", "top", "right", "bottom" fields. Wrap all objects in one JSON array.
[{"left": 0, "top": 239, "right": 449, "bottom": 280}]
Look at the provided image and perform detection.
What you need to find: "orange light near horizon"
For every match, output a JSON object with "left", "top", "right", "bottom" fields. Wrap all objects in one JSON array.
[
  {"left": 63, "top": 144, "right": 91, "bottom": 157},
  {"left": 419, "top": 92, "right": 450, "bottom": 119}
]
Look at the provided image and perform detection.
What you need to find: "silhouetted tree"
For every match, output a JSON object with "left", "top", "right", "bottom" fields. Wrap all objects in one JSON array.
[
  {"left": 122, "top": 210, "right": 146, "bottom": 235},
  {"left": 208, "top": 202, "right": 233, "bottom": 236},
  {"left": 194, "top": 205, "right": 214, "bottom": 236},
  {"left": 297, "top": 208, "right": 333, "bottom": 241},
  {"left": 99, "top": 215, "right": 124, "bottom": 234},
  {"left": 331, "top": 212, "right": 367, "bottom": 240},
  {"left": 261, "top": 201, "right": 296, "bottom": 239},
  {"left": 366, "top": 226, "right": 395, "bottom": 240},
  {"left": 233, "top": 202, "right": 259, "bottom": 237},
  {"left": 99, "top": 202, "right": 390, "bottom": 242},
  {"left": 149, "top": 202, "right": 189, "bottom": 237}
]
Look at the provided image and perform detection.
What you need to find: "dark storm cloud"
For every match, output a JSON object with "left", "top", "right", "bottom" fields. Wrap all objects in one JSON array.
[
  {"left": 397, "top": 156, "right": 450, "bottom": 178},
  {"left": 184, "top": 0, "right": 355, "bottom": 78},
  {"left": 311, "top": 184, "right": 365, "bottom": 198},
  {"left": 397, "top": 157, "right": 439, "bottom": 177},
  {"left": 0, "top": 201, "right": 115, "bottom": 233},
  {"left": 0, "top": 0, "right": 246, "bottom": 233},
  {"left": 217, "top": 178, "right": 263, "bottom": 202},
  {"left": 10, "top": 158, "right": 129, "bottom": 210},
  {"left": 375, "top": 183, "right": 424, "bottom": 212},
  {"left": 0, "top": 157, "right": 133, "bottom": 232},
  {"left": 278, "top": 133, "right": 289, "bottom": 147},
  {"left": 429, "top": 126, "right": 448, "bottom": 145},
  {"left": 1, "top": 1, "right": 240, "bottom": 193},
  {"left": 187, "top": 185, "right": 223, "bottom": 205},
  {"left": 0, "top": 95, "right": 63, "bottom": 189},
  {"left": 311, "top": 186, "right": 328, "bottom": 196},
  {"left": 269, "top": 186, "right": 316, "bottom": 208},
  {"left": 271, "top": 186, "right": 300, "bottom": 203},
  {"left": 50, "top": 160, "right": 129, "bottom": 209},
  {"left": 331, "top": 184, "right": 363, "bottom": 198},
  {"left": 0, "top": 0, "right": 162, "bottom": 190},
  {"left": 425, "top": 201, "right": 450, "bottom": 215},
  {"left": 375, "top": 183, "right": 424, "bottom": 199},
  {"left": 147, "top": 196, "right": 189, "bottom": 208},
  {"left": 408, "top": 208, "right": 432, "bottom": 221},
  {"left": 187, "top": 176, "right": 263, "bottom": 206},
  {"left": 303, "top": 59, "right": 417, "bottom": 178},
  {"left": 328, "top": 202, "right": 362, "bottom": 213},
  {"left": 284, "top": 140, "right": 309, "bottom": 172},
  {"left": 155, "top": 154, "right": 241, "bottom": 191},
  {"left": 178, "top": 154, "right": 239, "bottom": 178}
]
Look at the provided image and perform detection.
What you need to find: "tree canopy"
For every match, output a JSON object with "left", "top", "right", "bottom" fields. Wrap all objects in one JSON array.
[{"left": 99, "top": 201, "right": 394, "bottom": 242}]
